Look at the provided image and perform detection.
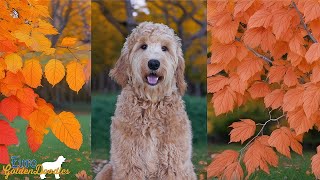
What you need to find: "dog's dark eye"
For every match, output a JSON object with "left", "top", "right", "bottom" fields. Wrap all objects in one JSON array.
[
  {"left": 162, "top": 46, "right": 168, "bottom": 52},
  {"left": 141, "top": 44, "right": 148, "bottom": 50}
]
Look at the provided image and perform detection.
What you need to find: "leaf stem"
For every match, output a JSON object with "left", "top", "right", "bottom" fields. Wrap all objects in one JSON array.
[
  {"left": 292, "top": 1, "right": 318, "bottom": 43},
  {"left": 67, "top": 48, "right": 80, "bottom": 61}
]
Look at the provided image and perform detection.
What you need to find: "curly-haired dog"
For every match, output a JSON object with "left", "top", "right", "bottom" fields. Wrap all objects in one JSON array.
[
  {"left": 95, "top": 22, "right": 196, "bottom": 180},
  {"left": 40, "top": 156, "right": 66, "bottom": 179}
]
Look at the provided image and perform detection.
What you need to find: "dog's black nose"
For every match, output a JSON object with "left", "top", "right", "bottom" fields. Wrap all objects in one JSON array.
[{"left": 148, "top": 59, "right": 160, "bottom": 70}]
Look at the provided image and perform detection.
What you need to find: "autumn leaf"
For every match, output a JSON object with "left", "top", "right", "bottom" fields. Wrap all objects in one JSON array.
[
  {"left": 0, "top": 96, "right": 20, "bottom": 121},
  {"left": 264, "top": 89, "right": 284, "bottom": 109},
  {"left": 212, "top": 20, "right": 239, "bottom": 44},
  {"left": 0, "top": 120, "right": 19, "bottom": 146},
  {"left": 305, "top": 43, "right": 320, "bottom": 63},
  {"left": 26, "top": 126, "right": 44, "bottom": 152},
  {"left": 247, "top": 9, "right": 273, "bottom": 29},
  {"left": 66, "top": 61, "right": 85, "bottom": 93},
  {"left": 50, "top": 112, "right": 83, "bottom": 150},
  {"left": 268, "top": 127, "right": 302, "bottom": 158},
  {"left": 287, "top": 108, "right": 315, "bottom": 135},
  {"left": 244, "top": 136, "right": 278, "bottom": 177},
  {"left": 44, "top": 59, "right": 65, "bottom": 86},
  {"left": 207, "top": 75, "right": 228, "bottom": 93},
  {"left": 207, "top": 150, "right": 239, "bottom": 178},
  {"left": 311, "top": 146, "right": 320, "bottom": 179},
  {"left": 268, "top": 65, "right": 287, "bottom": 84},
  {"left": 61, "top": 37, "right": 77, "bottom": 47},
  {"left": 229, "top": 119, "right": 256, "bottom": 144},
  {"left": 303, "top": 0, "right": 320, "bottom": 23},
  {"left": 212, "top": 86, "right": 236, "bottom": 116},
  {"left": 283, "top": 86, "right": 304, "bottom": 112},
  {"left": 22, "top": 58, "right": 43, "bottom": 88},
  {"left": 0, "top": 145, "right": 9, "bottom": 164},
  {"left": 4, "top": 53, "right": 22, "bottom": 73},
  {"left": 248, "top": 82, "right": 271, "bottom": 99},
  {"left": 303, "top": 84, "right": 320, "bottom": 118},
  {"left": 311, "top": 65, "right": 320, "bottom": 83},
  {"left": 237, "top": 57, "right": 264, "bottom": 81},
  {"left": 220, "top": 162, "right": 243, "bottom": 180}
]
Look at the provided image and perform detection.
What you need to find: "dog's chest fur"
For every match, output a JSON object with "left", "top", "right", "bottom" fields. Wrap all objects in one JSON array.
[{"left": 111, "top": 87, "right": 191, "bottom": 176}]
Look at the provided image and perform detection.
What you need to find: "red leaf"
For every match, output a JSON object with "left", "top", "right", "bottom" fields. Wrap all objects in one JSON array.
[
  {"left": 0, "top": 120, "right": 18, "bottom": 145},
  {"left": 0, "top": 96, "right": 20, "bottom": 121},
  {"left": 26, "top": 126, "right": 44, "bottom": 152},
  {"left": 0, "top": 145, "right": 9, "bottom": 164},
  {"left": 229, "top": 119, "right": 256, "bottom": 144}
]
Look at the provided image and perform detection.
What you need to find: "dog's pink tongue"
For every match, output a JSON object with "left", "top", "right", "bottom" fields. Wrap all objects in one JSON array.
[{"left": 147, "top": 75, "right": 159, "bottom": 85}]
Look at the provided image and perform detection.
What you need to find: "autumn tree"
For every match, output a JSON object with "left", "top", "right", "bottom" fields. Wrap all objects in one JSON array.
[
  {"left": 207, "top": 0, "right": 320, "bottom": 179},
  {"left": 0, "top": 0, "right": 89, "bottom": 164}
]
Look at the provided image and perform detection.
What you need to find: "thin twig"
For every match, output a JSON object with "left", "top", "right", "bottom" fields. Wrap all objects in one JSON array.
[
  {"left": 235, "top": 37, "right": 273, "bottom": 64},
  {"left": 292, "top": 1, "right": 318, "bottom": 43},
  {"left": 238, "top": 113, "right": 286, "bottom": 160},
  {"left": 67, "top": 48, "right": 79, "bottom": 61}
]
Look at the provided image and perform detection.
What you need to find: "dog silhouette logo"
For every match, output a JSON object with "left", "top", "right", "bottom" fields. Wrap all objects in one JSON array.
[{"left": 40, "top": 156, "right": 66, "bottom": 179}]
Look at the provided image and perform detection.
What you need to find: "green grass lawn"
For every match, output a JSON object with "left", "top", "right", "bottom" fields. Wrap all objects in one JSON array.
[
  {"left": 208, "top": 144, "right": 317, "bottom": 180},
  {"left": 0, "top": 114, "right": 91, "bottom": 180},
  {"left": 91, "top": 93, "right": 207, "bottom": 177}
]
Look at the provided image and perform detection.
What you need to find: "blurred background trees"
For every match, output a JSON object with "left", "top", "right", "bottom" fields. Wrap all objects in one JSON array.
[
  {"left": 92, "top": 0, "right": 206, "bottom": 96},
  {"left": 37, "top": 0, "right": 91, "bottom": 109}
]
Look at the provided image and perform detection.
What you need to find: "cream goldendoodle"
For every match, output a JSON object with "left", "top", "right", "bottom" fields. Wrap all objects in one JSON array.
[{"left": 96, "top": 22, "right": 196, "bottom": 180}]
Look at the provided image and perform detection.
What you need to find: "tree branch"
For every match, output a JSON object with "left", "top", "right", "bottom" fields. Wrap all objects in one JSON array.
[
  {"left": 95, "top": 1, "right": 128, "bottom": 37},
  {"left": 239, "top": 113, "right": 286, "bottom": 160},
  {"left": 235, "top": 37, "right": 273, "bottom": 64},
  {"left": 292, "top": 1, "right": 318, "bottom": 43}
]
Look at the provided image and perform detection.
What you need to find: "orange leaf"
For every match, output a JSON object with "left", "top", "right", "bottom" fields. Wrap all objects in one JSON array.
[
  {"left": 237, "top": 57, "right": 263, "bottom": 81},
  {"left": 26, "top": 126, "right": 44, "bottom": 152},
  {"left": 229, "top": 119, "right": 256, "bottom": 144},
  {"left": 211, "top": 43, "right": 236, "bottom": 64},
  {"left": 244, "top": 136, "right": 278, "bottom": 177},
  {"left": 311, "top": 145, "right": 320, "bottom": 179},
  {"left": 289, "top": 33, "right": 305, "bottom": 56},
  {"left": 268, "top": 65, "right": 287, "bottom": 84},
  {"left": 212, "top": 86, "right": 236, "bottom": 116},
  {"left": 283, "top": 67, "right": 298, "bottom": 87},
  {"left": 303, "top": 0, "right": 320, "bottom": 23},
  {"left": 272, "top": 8, "right": 293, "bottom": 39},
  {"left": 244, "top": 28, "right": 276, "bottom": 51},
  {"left": 264, "top": 89, "right": 284, "bottom": 109},
  {"left": 248, "top": 82, "right": 271, "bottom": 99},
  {"left": 228, "top": 74, "right": 247, "bottom": 95},
  {"left": 234, "top": 0, "right": 255, "bottom": 17},
  {"left": 311, "top": 65, "right": 320, "bottom": 83},
  {"left": 247, "top": 9, "right": 273, "bottom": 29},
  {"left": 66, "top": 61, "right": 86, "bottom": 93},
  {"left": 207, "top": 150, "right": 239, "bottom": 178},
  {"left": 50, "top": 111, "right": 83, "bottom": 150},
  {"left": 4, "top": 53, "right": 22, "bottom": 73},
  {"left": 207, "top": 63, "right": 224, "bottom": 77},
  {"left": 303, "top": 84, "right": 320, "bottom": 118},
  {"left": 305, "top": 43, "right": 320, "bottom": 64},
  {"left": 287, "top": 108, "right": 315, "bottom": 135},
  {"left": 221, "top": 162, "right": 243, "bottom": 180},
  {"left": 212, "top": 20, "right": 239, "bottom": 44},
  {"left": 268, "top": 127, "right": 302, "bottom": 158},
  {"left": 61, "top": 37, "right": 77, "bottom": 47},
  {"left": 207, "top": 75, "right": 228, "bottom": 93},
  {"left": 22, "top": 58, "right": 43, "bottom": 88},
  {"left": 283, "top": 86, "right": 304, "bottom": 112}
]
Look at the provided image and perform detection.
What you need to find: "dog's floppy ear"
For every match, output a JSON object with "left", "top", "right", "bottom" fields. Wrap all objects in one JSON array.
[
  {"left": 175, "top": 45, "right": 187, "bottom": 95},
  {"left": 109, "top": 48, "right": 129, "bottom": 87}
]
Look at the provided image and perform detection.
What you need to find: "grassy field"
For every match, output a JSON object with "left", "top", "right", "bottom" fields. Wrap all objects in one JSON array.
[
  {"left": 0, "top": 114, "right": 91, "bottom": 180},
  {"left": 208, "top": 144, "right": 317, "bottom": 180},
  {"left": 91, "top": 93, "right": 207, "bottom": 177}
]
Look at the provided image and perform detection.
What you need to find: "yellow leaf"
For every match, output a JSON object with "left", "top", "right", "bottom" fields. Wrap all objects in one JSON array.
[
  {"left": 50, "top": 111, "right": 83, "bottom": 150},
  {"left": 44, "top": 59, "right": 65, "bottom": 86},
  {"left": 22, "top": 59, "right": 42, "bottom": 88},
  {"left": 66, "top": 61, "right": 85, "bottom": 92},
  {"left": 5, "top": 53, "right": 23, "bottom": 73},
  {"left": 61, "top": 37, "right": 77, "bottom": 47}
]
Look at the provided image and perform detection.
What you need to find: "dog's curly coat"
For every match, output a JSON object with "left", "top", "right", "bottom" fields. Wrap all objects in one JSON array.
[{"left": 96, "top": 22, "right": 196, "bottom": 180}]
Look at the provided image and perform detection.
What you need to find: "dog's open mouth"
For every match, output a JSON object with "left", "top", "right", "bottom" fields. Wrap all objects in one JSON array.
[{"left": 146, "top": 73, "right": 163, "bottom": 86}]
